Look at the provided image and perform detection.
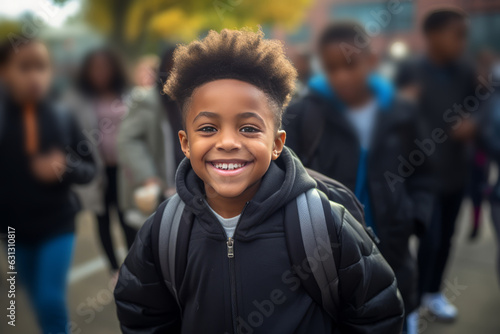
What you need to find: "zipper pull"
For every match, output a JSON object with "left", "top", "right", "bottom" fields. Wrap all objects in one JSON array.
[{"left": 227, "top": 237, "right": 234, "bottom": 258}]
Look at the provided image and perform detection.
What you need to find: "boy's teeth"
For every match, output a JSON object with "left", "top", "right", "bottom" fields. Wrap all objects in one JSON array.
[{"left": 214, "top": 162, "right": 245, "bottom": 170}]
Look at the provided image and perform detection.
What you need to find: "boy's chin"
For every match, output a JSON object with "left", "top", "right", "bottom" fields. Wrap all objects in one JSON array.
[{"left": 205, "top": 183, "right": 252, "bottom": 200}]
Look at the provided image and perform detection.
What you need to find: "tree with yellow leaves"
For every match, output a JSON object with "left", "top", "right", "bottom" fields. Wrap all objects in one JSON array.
[{"left": 62, "top": 0, "right": 311, "bottom": 54}]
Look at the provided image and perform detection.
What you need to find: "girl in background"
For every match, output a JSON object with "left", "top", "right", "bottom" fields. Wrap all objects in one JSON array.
[{"left": 72, "top": 48, "right": 136, "bottom": 280}]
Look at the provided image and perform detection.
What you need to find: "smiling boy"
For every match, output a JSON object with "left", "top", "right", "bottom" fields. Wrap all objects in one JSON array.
[{"left": 114, "top": 29, "right": 403, "bottom": 334}]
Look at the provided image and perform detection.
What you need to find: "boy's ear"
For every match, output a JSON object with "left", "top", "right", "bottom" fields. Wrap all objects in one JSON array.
[
  {"left": 178, "top": 130, "right": 190, "bottom": 159},
  {"left": 272, "top": 130, "right": 286, "bottom": 160}
]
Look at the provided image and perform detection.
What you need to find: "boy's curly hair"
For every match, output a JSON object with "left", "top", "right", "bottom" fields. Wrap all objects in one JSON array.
[{"left": 164, "top": 29, "right": 297, "bottom": 129}]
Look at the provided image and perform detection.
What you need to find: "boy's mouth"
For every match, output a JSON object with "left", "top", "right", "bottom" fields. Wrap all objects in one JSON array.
[
  {"left": 209, "top": 160, "right": 249, "bottom": 170},
  {"left": 207, "top": 160, "right": 251, "bottom": 175}
]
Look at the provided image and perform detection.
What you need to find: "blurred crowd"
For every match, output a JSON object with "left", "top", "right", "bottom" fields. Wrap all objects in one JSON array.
[{"left": 0, "top": 4, "right": 500, "bottom": 334}]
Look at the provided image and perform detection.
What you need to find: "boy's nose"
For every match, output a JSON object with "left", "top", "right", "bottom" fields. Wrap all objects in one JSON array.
[{"left": 215, "top": 131, "right": 241, "bottom": 151}]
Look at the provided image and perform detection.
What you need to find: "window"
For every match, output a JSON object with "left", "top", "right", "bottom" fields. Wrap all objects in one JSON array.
[{"left": 331, "top": 1, "right": 414, "bottom": 32}]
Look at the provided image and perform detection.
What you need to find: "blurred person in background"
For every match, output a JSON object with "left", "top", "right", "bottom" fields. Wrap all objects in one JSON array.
[
  {"left": 158, "top": 48, "right": 185, "bottom": 167},
  {"left": 117, "top": 49, "right": 179, "bottom": 228},
  {"left": 396, "top": 8, "right": 477, "bottom": 321},
  {"left": 477, "top": 55, "right": 500, "bottom": 285},
  {"left": 69, "top": 48, "right": 136, "bottom": 280},
  {"left": 289, "top": 48, "right": 312, "bottom": 103},
  {"left": 0, "top": 39, "right": 96, "bottom": 333},
  {"left": 467, "top": 49, "right": 496, "bottom": 240},
  {"left": 285, "top": 21, "right": 434, "bottom": 333}
]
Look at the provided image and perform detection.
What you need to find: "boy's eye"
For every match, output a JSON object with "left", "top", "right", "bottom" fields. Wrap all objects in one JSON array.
[
  {"left": 240, "top": 126, "right": 259, "bottom": 133},
  {"left": 199, "top": 126, "right": 217, "bottom": 133}
]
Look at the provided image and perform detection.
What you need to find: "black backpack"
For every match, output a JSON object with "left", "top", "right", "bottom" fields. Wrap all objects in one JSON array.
[{"left": 150, "top": 169, "right": 378, "bottom": 323}]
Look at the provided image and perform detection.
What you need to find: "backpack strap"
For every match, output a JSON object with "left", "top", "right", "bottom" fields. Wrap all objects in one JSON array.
[
  {"left": 151, "top": 194, "right": 187, "bottom": 314},
  {"left": 285, "top": 188, "right": 340, "bottom": 323}
]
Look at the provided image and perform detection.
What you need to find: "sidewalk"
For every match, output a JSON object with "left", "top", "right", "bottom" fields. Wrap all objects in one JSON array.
[{"left": 422, "top": 200, "right": 500, "bottom": 334}]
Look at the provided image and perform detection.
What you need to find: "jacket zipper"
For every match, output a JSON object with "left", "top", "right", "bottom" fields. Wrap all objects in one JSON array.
[{"left": 217, "top": 202, "right": 248, "bottom": 334}]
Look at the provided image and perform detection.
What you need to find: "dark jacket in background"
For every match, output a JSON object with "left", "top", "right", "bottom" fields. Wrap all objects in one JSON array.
[
  {"left": 285, "top": 75, "right": 434, "bottom": 313},
  {"left": 0, "top": 96, "right": 96, "bottom": 242},
  {"left": 115, "top": 147, "right": 404, "bottom": 334},
  {"left": 396, "top": 57, "right": 477, "bottom": 195}
]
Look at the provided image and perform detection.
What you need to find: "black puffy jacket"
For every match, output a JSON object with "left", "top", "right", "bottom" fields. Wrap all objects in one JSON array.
[{"left": 114, "top": 147, "right": 404, "bottom": 333}]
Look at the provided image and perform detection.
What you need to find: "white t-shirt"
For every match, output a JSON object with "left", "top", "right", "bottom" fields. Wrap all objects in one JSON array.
[
  {"left": 345, "top": 99, "right": 378, "bottom": 150},
  {"left": 207, "top": 204, "right": 241, "bottom": 238}
]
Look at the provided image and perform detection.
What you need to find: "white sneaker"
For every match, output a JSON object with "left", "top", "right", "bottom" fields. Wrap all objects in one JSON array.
[
  {"left": 422, "top": 292, "right": 458, "bottom": 322},
  {"left": 405, "top": 310, "right": 419, "bottom": 334}
]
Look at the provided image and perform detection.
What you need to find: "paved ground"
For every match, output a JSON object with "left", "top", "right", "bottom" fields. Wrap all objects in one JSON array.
[{"left": 1, "top": 200, "right": 499, "bottom": 334}]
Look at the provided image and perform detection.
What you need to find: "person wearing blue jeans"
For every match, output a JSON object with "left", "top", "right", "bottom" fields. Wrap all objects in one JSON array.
[
  {"left": 17, "top": 233, "right": 76, "bottom": 333},
  {"left": 0, "top": 39, "right": 96, "bottom": 333}
]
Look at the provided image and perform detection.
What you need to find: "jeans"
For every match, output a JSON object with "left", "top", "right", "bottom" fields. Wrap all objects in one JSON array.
[
  {"left": 418, "top": 190, "right": 464, "bottom": 296},
  {"left": 17, "top": 233, "right": 75, "bottom": 334}
]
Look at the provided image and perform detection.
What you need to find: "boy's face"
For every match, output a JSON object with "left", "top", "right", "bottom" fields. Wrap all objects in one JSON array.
[
  {"left": 320, "top": 43, "right": 376, "bottom": 106},
  {"left": 427, "top": 19, "right": 468, "bottom": 61},
  {"left": 4, "top": 42, "right": 52, "bottom": 104},
  {"left": 179, "top": 79, "right": 285, "bottom": 200}
]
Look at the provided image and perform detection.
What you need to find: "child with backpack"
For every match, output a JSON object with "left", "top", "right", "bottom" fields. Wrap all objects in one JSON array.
[
  {"left": 285, "top": 22, "right": 434, "bottom": 333},
  {"left": 114, "top": 29, "right": 403, "bottom": 334}
]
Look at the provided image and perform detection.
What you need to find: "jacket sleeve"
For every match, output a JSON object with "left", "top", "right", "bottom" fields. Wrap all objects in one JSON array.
[
  {"left": 114, "top": 213, "right": 182, "bottom": 333},
  {"left": 334, "top": 204, "right": 404, "bottom": 333},
  {"left": 63, "top": 112, "right": 97, "bottom": 185},
  {"left": 117, "top": 100, "right": 158, "bottom": 186}
]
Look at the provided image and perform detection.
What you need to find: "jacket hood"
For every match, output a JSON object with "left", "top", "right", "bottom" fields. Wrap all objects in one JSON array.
[
  {"left": 307, "top": 73, "right": 394, "bottom": 111},
  {"left": 175, "top": 146, "right": 316, "bottom": 235}
]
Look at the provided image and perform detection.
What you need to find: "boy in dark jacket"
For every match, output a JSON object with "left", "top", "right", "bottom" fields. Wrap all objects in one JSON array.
[
  {"left": 114, "top": 29, "right": 404, "bottom": 334},
  {"left": 285, "top": 22, "right": 433, "bottom": 333},
  {"left": 0, "top": 39, "right": 96, "bottom": 333}
]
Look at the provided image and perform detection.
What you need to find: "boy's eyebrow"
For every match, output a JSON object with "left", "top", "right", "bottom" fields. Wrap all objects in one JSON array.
[
  {"left": 192, "top": 111, "right": 266, "bottom": 125},
  {"left": 236, "top": 112, "right": 265, "bottom": 125},
  {"left": 192, "top": 111, "right": 220, "bottom": 123}
]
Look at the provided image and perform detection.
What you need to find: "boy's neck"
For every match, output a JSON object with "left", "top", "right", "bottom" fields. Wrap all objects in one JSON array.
[
  {"left": 8, "top": 93, "right": 40, "bottom": 109},
  {"left": 205, "top": 180, "right": 261, "bottom": 218},
  {"left": 97, "top": 91, "right": 119, "bottom": 101},
  {"left": 344, "top": 88, "right": 373, "bottom": 109},
  {"left": 427, "top": 48, "right": 456, "bottom": 67}
]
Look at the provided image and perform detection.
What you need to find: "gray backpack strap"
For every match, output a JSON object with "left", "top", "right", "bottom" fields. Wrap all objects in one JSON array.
[
  {"left": 296, "top": 188, "right": 340, "bottom": 317},
  {"left": 158, "top": 194, "right": 185, "bottom": 312}
]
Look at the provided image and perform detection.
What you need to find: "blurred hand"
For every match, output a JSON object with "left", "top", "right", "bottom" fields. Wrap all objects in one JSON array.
[
  {"left": 31, "top": 149, "right": 66, "bottom": 183},
  {"left": 399, "top": 84, "right": 420, "bottom": 102},
  {"left": 134, "top": 182, "right": 161, "bottom": 214},
  {"left": 143, "top": 177, "right": 161, "bottom": 187},
  {"left": 452, "top": 119, "right": 476, "bottom": 141}
]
